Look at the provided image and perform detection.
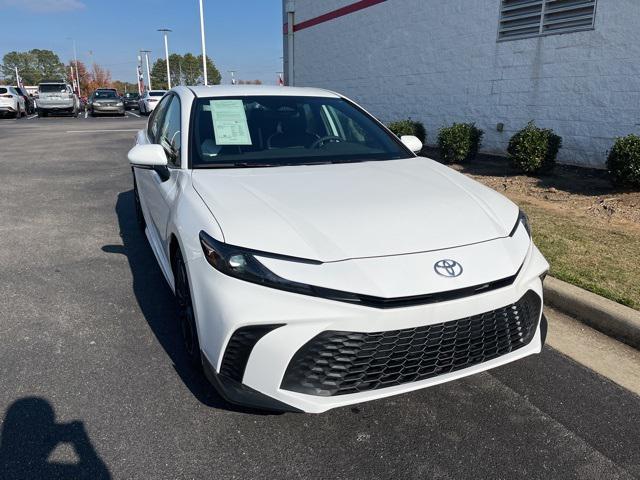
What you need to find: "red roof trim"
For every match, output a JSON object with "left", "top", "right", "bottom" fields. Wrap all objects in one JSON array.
[{"left": 284, "top": 0, "right": 388, "bottom": 33}]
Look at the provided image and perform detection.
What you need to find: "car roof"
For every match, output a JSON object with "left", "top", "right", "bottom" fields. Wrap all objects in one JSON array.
[{"left": 184, "top": 85, "right": 340, "bottom": 99}]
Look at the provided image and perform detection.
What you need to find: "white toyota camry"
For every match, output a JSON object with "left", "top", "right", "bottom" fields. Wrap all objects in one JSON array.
[{"left": 128, "top": 85, "right": 549, "bottom": 413}]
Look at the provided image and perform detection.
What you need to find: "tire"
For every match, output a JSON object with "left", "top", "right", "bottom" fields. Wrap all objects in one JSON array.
[{"left": 174, "top": 248, "right": 203, "bottom": 370}]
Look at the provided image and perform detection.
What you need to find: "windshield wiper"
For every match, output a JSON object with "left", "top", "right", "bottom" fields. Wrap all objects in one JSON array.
[{"left": 199, "top": 162, "right": 285, "bottom": 169}]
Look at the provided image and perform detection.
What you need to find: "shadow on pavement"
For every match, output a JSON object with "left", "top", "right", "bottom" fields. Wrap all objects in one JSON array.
[
  {"left": 106, "top": 189, "right": 276, "bottom": 415},
  {"left": 0, "top": 397, "right": 110, "bottom": 480}
]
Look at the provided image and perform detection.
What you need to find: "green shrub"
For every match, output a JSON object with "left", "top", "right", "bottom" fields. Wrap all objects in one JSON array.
[
  {"left": 437, "top": 123, "right": 484, "bottom": 163},
  {"left": 607, "top": 134, "right": 640, "bottom": 188},
  {"left": 508, "top": 121, "right": 562, "bottom": 173},
  {"left": 387, "top": 119, "right": 427, "bottom": 144}
]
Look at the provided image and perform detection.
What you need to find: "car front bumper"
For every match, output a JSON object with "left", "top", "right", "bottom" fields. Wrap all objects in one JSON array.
[
  {"left": 187, "top": 238, "right": 549, "bottom": 413},
  {"left": 92, "top": 105, "right": 125, "bottom": 114}
]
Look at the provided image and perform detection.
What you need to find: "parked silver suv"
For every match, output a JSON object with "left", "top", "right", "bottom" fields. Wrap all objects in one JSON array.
[{"left": 37, "top": 82, "right": 80, "bottom": 117}]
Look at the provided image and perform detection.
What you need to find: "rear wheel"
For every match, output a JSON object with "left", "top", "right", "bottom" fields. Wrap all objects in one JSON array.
[{"left": 174, "top": 249, "right": 202, "bottom": 370}]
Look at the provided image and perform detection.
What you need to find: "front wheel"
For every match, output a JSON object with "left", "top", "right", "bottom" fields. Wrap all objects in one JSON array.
[{"left": 174, "top": 249, "right": 202, "bottom": 370}]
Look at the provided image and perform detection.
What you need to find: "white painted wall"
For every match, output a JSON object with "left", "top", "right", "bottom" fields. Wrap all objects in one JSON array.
[{"left": 285, "top": 0, "right": 640, "bottom": 167}]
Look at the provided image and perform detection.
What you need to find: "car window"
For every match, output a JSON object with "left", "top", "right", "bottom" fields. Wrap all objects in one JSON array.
[
  {"left": 39, "top": 84, "right": 66, "bottom": 93},
  {"left": 159, "top": 96, "right": 182, "bottom": 167},
  {"left": 0, "top": 88, "right": 7, "bottom": 95},
  {"left": 147, "top": 95, "right": 171, "bottom": 143},
  {"left": 191, "top": 95, "right": 409, "bottom": 167},
  {"left": 94, "top": 91, "right": 117, "bottom": 99}
]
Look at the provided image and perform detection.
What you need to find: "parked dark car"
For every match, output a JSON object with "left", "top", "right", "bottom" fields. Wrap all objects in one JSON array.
[{"left": 122, "top": 92, "right": 140, "bottom": 110}]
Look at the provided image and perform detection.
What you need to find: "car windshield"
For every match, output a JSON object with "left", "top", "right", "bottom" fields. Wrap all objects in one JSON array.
[
  {"left": 149, "top": 91, "right": 165, "bottom": 97},
  {"left": 39, "top": 84, "right": 66, "bottom": 93},
  {"left": 191, "top": 96, "right": 410, "bottom": 168},
  {"left": 94, "top": 91, "right": 118, "bottom": 99}
]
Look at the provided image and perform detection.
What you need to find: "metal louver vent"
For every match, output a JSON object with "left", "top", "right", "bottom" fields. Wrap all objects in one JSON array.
[{"left": 498, "top": 0, "right": 596, "bottom": 41}]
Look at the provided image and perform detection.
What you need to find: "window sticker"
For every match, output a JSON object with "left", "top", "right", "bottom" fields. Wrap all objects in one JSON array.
[{"left": 209, "top": 99, "right": 252, "bottom": 145}]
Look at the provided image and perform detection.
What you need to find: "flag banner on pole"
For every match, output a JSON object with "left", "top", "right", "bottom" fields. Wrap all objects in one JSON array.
[
  {"left": 69, "top": 66, "right": 77, "bottom": 94},
  {"left": 138, "top": 65, "right": 145, "bottom": 93}
]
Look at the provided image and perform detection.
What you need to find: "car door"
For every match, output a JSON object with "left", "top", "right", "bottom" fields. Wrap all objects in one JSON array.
[{"left": 136, "top": 94, "right": 182, "bottom": 249}]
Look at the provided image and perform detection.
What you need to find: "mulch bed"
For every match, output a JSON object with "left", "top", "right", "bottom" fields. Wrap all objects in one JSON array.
[{"left": 421, "top": 147, "right": 640, "bottom": 226}]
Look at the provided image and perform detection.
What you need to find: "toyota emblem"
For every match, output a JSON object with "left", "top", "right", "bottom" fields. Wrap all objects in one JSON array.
[{"left": 434, "top": 259, "right": 463, "bottom": 278}]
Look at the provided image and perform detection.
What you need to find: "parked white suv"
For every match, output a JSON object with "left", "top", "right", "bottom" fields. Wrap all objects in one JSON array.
[
  {"left": 0, "top": 86, "right": 26, "bottom": 118},
  {"left": 37, "top": 82, "right": 79, "bottom": 117},
  {"left": 128, "top": 86, "right": 549, "bottom": 413}
]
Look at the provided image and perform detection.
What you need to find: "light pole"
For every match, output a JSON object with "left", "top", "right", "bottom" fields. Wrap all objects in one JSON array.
[
  {"left": 228, "top": 70, "right": 236, "bottom": 85},
  {"left": 198, "top": 0, "right": 208, "bottom": 85},
  {"left": 67, "top": 37, "right": 81, "bottom": 96},
  {"left": 285, "top": 1, "right": 295, "bottom": 86},
  {"left": 140, "top": 50, "right": 152, "bottom": 91},
  {"left": 158, "top": 28, "right": 172, "bottom": 89}
]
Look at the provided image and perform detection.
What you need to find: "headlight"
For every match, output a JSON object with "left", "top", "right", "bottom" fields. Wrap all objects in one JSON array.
[
  {"left": 510, "top": 209, "right": 531, "bottom": 237},
  {"left": 116, "top": 101, "right": 123, "bottom": 106},
  {"left": 199, "top": 231, "right": 363, "bottom": 303}
]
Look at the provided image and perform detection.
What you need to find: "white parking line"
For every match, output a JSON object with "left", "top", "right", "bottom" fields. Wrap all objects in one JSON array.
[
  {"left": 66, "top": 129, "right": 139, "bottom": 133},
  {"left": 126, "top": 111, "right": 141, "bottom": 118}
]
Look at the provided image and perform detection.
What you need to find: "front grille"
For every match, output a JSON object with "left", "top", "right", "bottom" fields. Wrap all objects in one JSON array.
[{"left": 281, "top": 291, "right": 541, "bottom": 396}]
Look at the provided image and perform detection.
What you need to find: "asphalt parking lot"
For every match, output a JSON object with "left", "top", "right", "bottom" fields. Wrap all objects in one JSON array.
[{"left": 0, "top": 114, "right": 639, "bottom": 480}]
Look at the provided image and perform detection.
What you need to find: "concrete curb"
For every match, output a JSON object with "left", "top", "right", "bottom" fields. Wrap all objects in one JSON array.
[{"left": 544, "top": 276, "right": 640, "bottom": 350}]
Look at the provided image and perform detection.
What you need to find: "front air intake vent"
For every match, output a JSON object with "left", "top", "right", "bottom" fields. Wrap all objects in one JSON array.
[
  {"left": 281, "top": 291, "right": 541, "bottom": 396},
  {"left": 220, "top": 324, "right": 284, "bottom": 382}
]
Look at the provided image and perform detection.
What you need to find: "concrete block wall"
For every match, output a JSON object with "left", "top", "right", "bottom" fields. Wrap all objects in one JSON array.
[{"left": 286, "top": 0, "right": 640, "bottom": 168}]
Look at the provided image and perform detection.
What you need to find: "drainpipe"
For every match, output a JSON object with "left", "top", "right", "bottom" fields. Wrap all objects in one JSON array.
[{"left": 286, "top": 0, "right": 295, "bottom": 86}]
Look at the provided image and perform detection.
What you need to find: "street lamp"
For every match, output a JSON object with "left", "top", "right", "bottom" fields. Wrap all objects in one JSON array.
[
  {"left": 228, "top": 70, "right": 236, "bottom": 85},
  {"left": 66, "top": 37, "right": 81, "bottom": 96},
  {"left": 198, "top": 0, "right": 208, "bottom": 85},
  {"left": 158, "top": 28, "right": 172, "bottom": 89},
  {"left": 140, "top": 50, "right": 152, "bottom": 91}
]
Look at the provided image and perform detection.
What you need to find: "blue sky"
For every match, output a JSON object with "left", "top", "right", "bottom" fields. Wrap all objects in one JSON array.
[{"left": 0, "top": 0, "right": 284, "bottom": 85}]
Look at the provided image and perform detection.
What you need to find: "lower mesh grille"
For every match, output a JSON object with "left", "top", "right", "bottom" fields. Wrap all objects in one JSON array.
[{"left": 281, "top": 291, "right": 541, "bottom": 396}]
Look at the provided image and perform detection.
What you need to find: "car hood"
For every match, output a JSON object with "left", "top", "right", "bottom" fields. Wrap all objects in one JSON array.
[{"left": 192, "top": 157, "right": 519, "bottom": 262}]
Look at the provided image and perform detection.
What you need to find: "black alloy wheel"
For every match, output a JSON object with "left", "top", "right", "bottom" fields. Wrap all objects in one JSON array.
[{"left": 174, "top": 249, "right": 203, "bottom": 370}]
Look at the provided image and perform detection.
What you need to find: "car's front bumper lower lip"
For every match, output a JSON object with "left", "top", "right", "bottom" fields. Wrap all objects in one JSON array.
[
  {"left": 188, "top": 243, "right": 549, "bottom": 413},
  {"left": 93, "top": 105, "right": 124, "bottom": 112}
]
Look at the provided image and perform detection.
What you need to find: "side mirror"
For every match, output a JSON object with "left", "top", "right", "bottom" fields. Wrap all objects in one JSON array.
[
  {"left": 128, "top": 144, "right": 168, "bottom": 167},
  {"left": 401, "top": 135, "right": 423, "bottom": 154}
]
